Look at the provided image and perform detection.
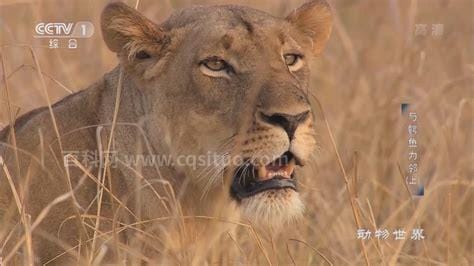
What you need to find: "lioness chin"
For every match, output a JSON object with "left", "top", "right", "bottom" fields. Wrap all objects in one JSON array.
[{"left": 0, "top": 0, "right": 332, "bottom": 263}]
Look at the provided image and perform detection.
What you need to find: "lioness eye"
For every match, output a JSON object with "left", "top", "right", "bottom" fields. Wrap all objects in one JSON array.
[
  {"left": 284, "top": 54, "right": 300, "bottom": 66},
  {"left": 202, "top": 58, "right": 227, "bottom": 71},
  {"left": 199, "top": 57, "right": 234, "bottom": 78},
  {"left": 283, "top": 53, "right": 304, "bottom": 71}
]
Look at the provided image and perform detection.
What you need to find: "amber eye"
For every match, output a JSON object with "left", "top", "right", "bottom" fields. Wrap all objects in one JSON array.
[
  {"left": 199, "top": 57, "right": 234, "bottom": 78},
  {"left": 202, "top": 58, "right": 228, "bottom": 71},
  {"left": 284, "top": 54, "right": 301, "bottom": 66}
]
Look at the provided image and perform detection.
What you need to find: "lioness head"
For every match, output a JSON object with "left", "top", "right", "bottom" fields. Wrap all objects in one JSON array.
[{"left": 101, "top": 1, "right": 332, "bottom": 229}]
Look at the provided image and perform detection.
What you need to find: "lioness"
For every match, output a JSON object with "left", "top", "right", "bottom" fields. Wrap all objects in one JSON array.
[{"left": 0, "top": 0, "right": 332, "bottom": 263}]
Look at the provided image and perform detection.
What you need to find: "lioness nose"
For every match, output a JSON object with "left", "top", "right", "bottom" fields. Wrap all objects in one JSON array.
[{"left": 260, "top": 110, "right": 310, "bottom": 139}]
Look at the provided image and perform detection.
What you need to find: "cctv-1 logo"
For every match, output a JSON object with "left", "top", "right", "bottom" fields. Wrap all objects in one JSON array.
[{"left": 34, "top": 21, "right": 94, "bottom": 38}]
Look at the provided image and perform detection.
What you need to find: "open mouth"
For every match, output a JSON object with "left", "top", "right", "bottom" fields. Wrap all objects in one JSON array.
[{"left": 230, "top": 151, "right": 299, "bottom": 200}]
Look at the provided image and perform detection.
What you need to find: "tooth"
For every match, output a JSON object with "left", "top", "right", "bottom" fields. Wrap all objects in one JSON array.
[
  {"left": 286, "top": 159, "right": 296, "bottom": 175},
  {"left": 258, "top": 166, "right": 267, "bottom": 178}
]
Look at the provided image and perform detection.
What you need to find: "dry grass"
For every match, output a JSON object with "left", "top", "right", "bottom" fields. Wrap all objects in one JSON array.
[{"left": 0, "top": 0, "right": 473, "bottom": 265}]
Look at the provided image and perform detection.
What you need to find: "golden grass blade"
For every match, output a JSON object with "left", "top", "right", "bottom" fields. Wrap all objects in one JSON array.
[
  {"left": 288, "top": 238, "right": 333, "bottom": 266},
  {"left": 309, "top": 93, "right": 371, "bottom": 266}
]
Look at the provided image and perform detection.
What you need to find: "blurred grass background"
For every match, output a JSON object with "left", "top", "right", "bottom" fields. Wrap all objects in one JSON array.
[{"left": 0, "top": 0, "right": 473, "bottom": 264}]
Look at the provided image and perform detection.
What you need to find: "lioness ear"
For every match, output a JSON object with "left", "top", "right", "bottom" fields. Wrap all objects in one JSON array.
[
  {"left": 286, "top": 0, "right": 333, "bottom": 56},
  {"left": 101, "top": 2, "right": 168, "bottom": 59}
]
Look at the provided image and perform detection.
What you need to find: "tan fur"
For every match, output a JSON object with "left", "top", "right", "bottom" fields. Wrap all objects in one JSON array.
[
  {"left": 240, "top": 189, "right": 305, "bottom": 231},
  {"left": 0, "top": 1, "right": 332, "bottom": 263}
]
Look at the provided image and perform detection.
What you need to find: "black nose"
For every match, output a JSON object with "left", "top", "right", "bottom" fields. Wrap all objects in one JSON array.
[{"left": 260, "top": 110, "right": 310, "bottom": 139}]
